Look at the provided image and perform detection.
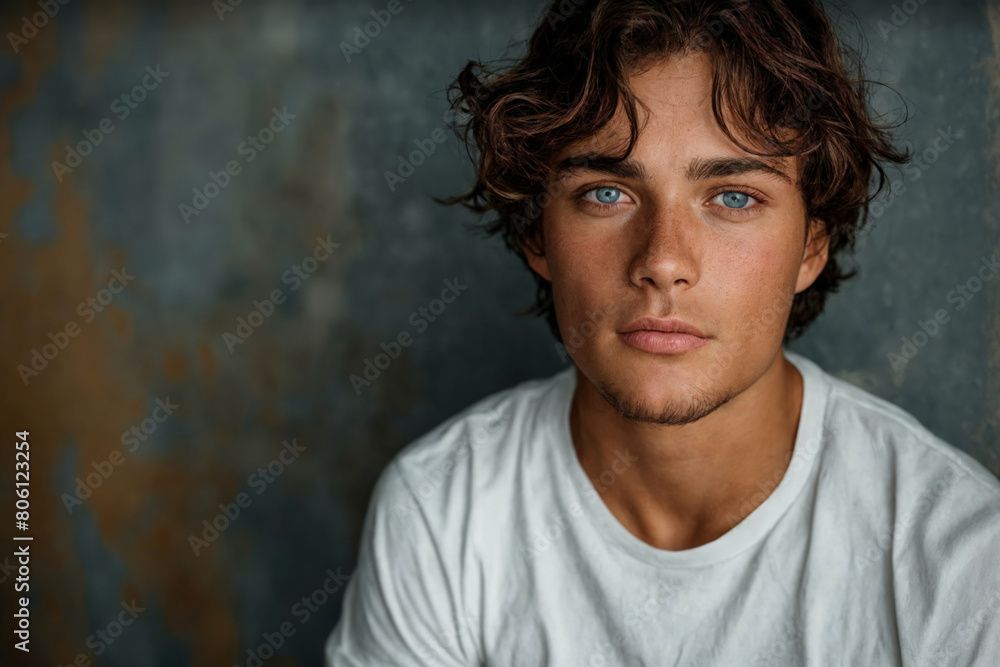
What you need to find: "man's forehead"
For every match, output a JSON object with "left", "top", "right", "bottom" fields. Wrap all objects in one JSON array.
[{"left": 549, "top": 50, "right": 801, "bottom": 184}]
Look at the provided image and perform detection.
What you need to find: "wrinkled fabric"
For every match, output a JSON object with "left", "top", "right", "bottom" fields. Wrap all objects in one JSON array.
[{"left": 326, "top": 349, "right": 1000, "bottom": 666}]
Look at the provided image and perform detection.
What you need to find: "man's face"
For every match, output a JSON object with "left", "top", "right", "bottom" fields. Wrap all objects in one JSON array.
[{"left": 525, "top": 51, "right": 829, "bottom": 425}]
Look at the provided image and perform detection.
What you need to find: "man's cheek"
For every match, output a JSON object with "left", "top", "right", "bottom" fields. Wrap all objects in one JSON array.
[
  {"left": 555, "top": 289, "right": 618, "bottom": 353},
  {"left": 705, "top": 266, "right": 778, "bottom": 339}
]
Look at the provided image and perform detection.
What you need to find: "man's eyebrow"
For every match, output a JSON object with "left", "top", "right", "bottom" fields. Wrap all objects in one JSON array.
[
  {"left": 553, "top": 155, "right": 652, "bottom": 182},
  {"left": 552, "top": 154, "right": 792, "bottom": 185},
  {"left": 685, "top": 156, "right": 792, "bottom": 184}
]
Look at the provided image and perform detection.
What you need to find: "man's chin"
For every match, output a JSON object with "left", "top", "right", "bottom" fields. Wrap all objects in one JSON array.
[{"left": 591, "top": 374, "right": 738, "bottom": 426}]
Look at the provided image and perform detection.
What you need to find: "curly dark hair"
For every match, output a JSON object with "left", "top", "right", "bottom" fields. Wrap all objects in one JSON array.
[{"left": 439, "top": 0, "right": 910, "bottom": 345}]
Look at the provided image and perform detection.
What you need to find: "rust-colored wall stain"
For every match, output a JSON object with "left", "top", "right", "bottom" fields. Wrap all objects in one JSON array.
[
  {"left": 82, "top": 0, "right": 139, "bottom": 76},
  {"left": 200, "top": 342, "right": 218, "bottom": 396},
  {"left": 1, "top": 1, "right": 372, "bottom": 661},
  {"left": 0, "top": 4, "right": 243, "bottom": 665},
  {"left": 164, "top": 348, "right": 188, "bottom": 383},
  {"left": 1, "top": 1, "right": 995, "bottom": 665},
  {"left": 0, "top": 5, "right": 79, "bottom": 664}
]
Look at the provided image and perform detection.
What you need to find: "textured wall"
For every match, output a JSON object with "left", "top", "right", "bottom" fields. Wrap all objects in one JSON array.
[{"left": 0, "top": 0, "right": 996, "bottom": 665}]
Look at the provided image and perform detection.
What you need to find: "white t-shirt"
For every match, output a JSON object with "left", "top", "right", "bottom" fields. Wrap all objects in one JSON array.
[{"left": 325, "top": 349, "right": 1000, "bottom": 666}]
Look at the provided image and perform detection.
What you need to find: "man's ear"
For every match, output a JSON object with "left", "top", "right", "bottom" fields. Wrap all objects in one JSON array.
[
  {"left": 795, "top": 218, "right": 830, "bottom": 294},
  {"left": 521, "top": 226, "right": 552, "bottom": 282}
]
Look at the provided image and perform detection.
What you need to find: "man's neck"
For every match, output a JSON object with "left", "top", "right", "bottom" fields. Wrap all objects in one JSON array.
[{"left": 569, "top": 352, "right": 804, "bottom": 551}]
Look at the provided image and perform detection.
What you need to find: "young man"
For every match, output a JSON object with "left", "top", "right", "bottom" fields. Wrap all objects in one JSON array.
[{"left": 327, "top": 1, "right": 1000, "bottom": 664}]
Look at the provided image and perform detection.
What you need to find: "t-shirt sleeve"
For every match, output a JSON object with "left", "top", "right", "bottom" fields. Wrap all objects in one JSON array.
[
  {"left": 893, "top": 451, "right": 1000, "bottom": 666},
  {"left": 325, "top": 459, "right": 482, "bottom": 667}
]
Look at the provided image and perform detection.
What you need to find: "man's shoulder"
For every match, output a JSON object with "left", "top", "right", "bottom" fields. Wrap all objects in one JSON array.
[
  {"left": 813, "top": 375, "right": 1000, "bottom": 665},
  {"left": 385, "top": 366, "right": 573, "bottom": 509},
  {"left": 813, "top": 361, "right": 1000, "bottom": 505}
]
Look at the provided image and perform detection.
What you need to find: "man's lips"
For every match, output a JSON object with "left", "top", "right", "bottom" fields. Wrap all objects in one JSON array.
[
  {"left": 618, "top": 317, "right": 709, "bottom": 354},
  {"left": 619, "top": 317, "right": 707, "bottom": 337}
]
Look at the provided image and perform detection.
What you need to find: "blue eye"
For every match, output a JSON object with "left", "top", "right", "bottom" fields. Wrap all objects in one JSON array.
[
  {"left": 720, "top": 191, "right": 750, "bottom": 208},
  {"left": 591, "top": 187, "right": 622, "bottom": 204}
]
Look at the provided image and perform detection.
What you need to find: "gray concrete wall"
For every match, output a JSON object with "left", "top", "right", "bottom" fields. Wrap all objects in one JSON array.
[{"left": 0, "top": 0, "right": 996, "bottom": 664}]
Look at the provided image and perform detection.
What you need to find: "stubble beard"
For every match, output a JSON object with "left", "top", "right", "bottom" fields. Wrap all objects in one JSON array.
[{"left": 593, "top": 372, "right": 740, "bottom": 426}]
